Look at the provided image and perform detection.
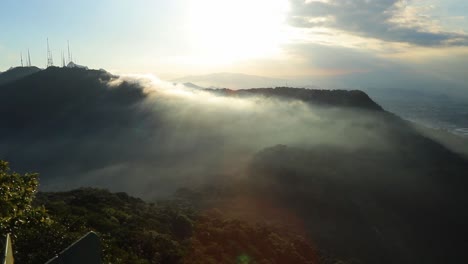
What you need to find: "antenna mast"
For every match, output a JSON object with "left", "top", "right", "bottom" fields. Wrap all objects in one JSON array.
[
  {"left": 20, "top": 52, "right": 23, "bottom": 67},
  {"left": 62, "top": 51, "right": 66, "bottom": 67},
  {"left": 67, "top": 40, "right": 72, "bottom": 64},
  {"left": 27, "top": 49, "right": 32, "bottom": 66},
  {"left": 47, "top": 38, "right": 54, "bottom": 67}
]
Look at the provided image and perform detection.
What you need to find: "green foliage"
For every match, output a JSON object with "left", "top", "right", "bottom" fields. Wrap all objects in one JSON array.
[
  {"left": 0, "top": 160, "right": 342, "bottom": 263},
  {"left": 183, "top": 210, "right": 319, "bottom": 264},
  {"left": 0, "top": 160, "right": 80, "bottom": 263},
  {"left": 34, "top": 188, "right": 321, "bottom": 264},
  {"left": 0, "top": 160, "right": 45, "bottom": 234},
  {"left": 36, "top": 188, "right": 195, "bottom": 263}
]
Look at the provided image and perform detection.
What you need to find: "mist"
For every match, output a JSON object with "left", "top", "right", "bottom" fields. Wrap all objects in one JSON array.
[
  {"left": 0, "top": 69, "right": 399, "bottom": 198},
  {"left": 90, "top": 75, "right": 399, "bottom": 197}
]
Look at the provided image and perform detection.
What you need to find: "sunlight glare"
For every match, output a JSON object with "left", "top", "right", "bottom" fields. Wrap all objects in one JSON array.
[{"left": 187, "top": 0, "right": 290, "bottom": 64}]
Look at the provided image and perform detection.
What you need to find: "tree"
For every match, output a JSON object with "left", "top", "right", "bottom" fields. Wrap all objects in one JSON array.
[
  {"left": 0, "top": 160, "right": 48, "bottom": 236},
  {"left": 0, "top": 160, "right": 75, "bottom": 263}
]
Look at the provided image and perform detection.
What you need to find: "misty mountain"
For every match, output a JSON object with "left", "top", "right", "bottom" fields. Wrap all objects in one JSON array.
[
  {"left": 0, "top": 67, "right": 149, "bottom": 189},
  {"left": 0, "top": 67, "right": 384, "bottom": 191},
  {"left": 209, "top": 87, "right": 383, "bottom": 111},
  {"left": 181, "top": 82, "right": 205, "bottom": 89},
  {"left": 0, "top": 66, "right": 41, "bottom": 86},
  {"left": 172, "top": 72, "right": 294, "bottom": 89},
  {"left": 1, "top": 67, "right": 468, "bottom": 263},
  {"left": 246, "top": 143, "right": 468, "bottom": 264}
]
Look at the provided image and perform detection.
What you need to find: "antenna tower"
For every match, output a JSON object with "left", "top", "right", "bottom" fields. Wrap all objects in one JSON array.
[
  {"left": 67, "top": 40, "right": 72, "bottom": 64},
  {"left": 61, "top": 51, "right": 66, "bottom": 67},
  {"left": 27, "top": 49, "right": 32, "bottom": 66},
  {"left": 20, "top": 52, "right": 23, "bottom": 67},
  {"left": 47, "top": 38, "right": 54, "bottom": 67}
]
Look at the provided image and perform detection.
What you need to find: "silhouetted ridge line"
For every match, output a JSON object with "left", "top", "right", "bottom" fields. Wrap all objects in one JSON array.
[
  {"left": 209, "top": 87, "right": 384, "bottom": 111},
  {"left": 0, "top": 66, "right": 41, "bottom": 86}
]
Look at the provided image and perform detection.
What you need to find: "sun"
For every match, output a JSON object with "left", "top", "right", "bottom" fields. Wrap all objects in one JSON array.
[{"left": 186, "top": 0, "right": 290, "bottom": 65}]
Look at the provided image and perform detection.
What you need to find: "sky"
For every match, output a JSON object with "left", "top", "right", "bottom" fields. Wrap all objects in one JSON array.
[{"left": 1, "top": 0, "right": 467, "bottom": 95}]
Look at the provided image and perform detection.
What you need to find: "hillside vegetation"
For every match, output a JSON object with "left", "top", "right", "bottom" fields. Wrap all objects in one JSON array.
[{"left": 1, "top": 160, "right": 328, "bottom": 263}]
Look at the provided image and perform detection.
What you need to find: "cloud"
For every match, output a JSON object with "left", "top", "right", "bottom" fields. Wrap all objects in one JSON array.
[
  {"left": 288, "top": 0, "right": 468, "bottom": 46},
  {"left": 0, "top": 69, "right": 404, "bottom": 199},
  {"left": 285, "top": 43, "right": 388, "bottom": 73}
]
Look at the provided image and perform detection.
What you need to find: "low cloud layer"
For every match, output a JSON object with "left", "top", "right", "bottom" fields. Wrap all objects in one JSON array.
[{"left": 0, "top": 69, "right": 402, "bottom": 198}]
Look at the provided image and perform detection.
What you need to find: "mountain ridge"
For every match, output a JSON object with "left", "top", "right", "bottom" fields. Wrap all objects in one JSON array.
[
  {"left": 208, "top": 87, "right": 384, "bottom": 111},
  {"left": 172, "top": 72, "right": 294, "bottom": 90},
  {"left": 0, "top": 67, "right": 384, "bottom": 111},
  {"left": 0, "top": 66, "right": 41, "bottom": 86}
]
